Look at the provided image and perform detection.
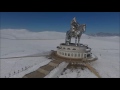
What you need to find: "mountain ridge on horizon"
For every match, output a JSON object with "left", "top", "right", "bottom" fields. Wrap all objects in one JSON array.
[
  {"left": 1, "top": 29, "right": 119, "bottom": 38},
  {"left": 87, "top": 32, "right": 120, "bottom": 37}
]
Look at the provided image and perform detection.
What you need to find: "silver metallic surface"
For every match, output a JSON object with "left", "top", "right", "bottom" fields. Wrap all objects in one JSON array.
[{"left": 65, "top": 17, "right": 86, "bottom": 46}]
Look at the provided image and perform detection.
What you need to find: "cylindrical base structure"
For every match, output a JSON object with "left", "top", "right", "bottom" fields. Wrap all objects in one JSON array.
[{"left": 56, "top": 43, "right": 91, "bottom": 59}]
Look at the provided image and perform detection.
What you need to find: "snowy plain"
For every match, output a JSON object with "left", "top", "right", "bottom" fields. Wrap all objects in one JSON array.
[{"left": 0, "top": 29, "right": 119, "bottom": 78}]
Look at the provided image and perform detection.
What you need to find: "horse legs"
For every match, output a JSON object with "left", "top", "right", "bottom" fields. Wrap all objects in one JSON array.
[
  {"left": 65, "top": 36, "right": 67, "bottom": 44},
  {"left": 75, "top": 37, "right": 77, "bottom": 46},
  {"left": 65, "top": 31, "right": 70, "bottom": 45},
  {"left": 65, "top": 31, "right": 67, "bottom": 44},
  {"left": 65, "top": 36, "right": 70, "bottom": 45},
  {"left": 78, "top": 36, "right": 80, "bottom": 46},
  {"left": 78, "top": 33, "right": 82, "bottom": 46},
  {"left": 69, "top": 38, "right": 71, "bottom": 44},
  {"left": 65, "top": 32, "right": 69, "bottom": 45}
]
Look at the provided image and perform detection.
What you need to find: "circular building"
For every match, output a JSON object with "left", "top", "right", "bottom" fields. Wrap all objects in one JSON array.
[{"left": 56, "top": 43, "right": 91, "bottom": 59}]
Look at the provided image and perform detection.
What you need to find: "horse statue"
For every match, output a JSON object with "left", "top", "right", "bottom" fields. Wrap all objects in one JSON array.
[{"left": 65, "top": 17, "right": 86, "bottom": 46}]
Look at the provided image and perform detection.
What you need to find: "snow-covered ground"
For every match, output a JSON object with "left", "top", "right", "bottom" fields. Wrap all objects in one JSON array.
[
  {"left": 0, "top": 29, "right": 119, "bottom": 78},
  {"left": 45, "top": 62, "right": 69, "bottom": 78},
  {"left": 59, "top": 37, "right": 119, "bottom": 78}
]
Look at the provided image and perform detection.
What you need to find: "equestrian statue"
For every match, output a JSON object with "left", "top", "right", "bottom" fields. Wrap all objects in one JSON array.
[{"left": 65, "top": 17, "right": 86, "bottom": 46}]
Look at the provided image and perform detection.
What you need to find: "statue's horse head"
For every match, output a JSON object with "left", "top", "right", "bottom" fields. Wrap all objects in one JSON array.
[{"left": 78, "top": 24, "right": 86, "bottom": 33}]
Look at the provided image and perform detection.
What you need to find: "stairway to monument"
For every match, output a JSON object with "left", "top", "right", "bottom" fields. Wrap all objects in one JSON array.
[
  {"left": 85, "top": 63, "right": 101, "bottom": 78},
  {"left": 23, "top": 60, "right": 63, "bottom": 78}
]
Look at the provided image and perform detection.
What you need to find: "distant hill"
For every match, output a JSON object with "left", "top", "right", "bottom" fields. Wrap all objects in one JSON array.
[
  {"left": 0, "top": 29, "right": 66, "bottom": 39},
  {"left": 87, "top": 32, "right": 120, "bottom": 37},
  {"left": 1, "top": 29, "right": 119, "bottom": 40},
  {"left": 0, "top": 29, "right": 89, "bottom": 40}
]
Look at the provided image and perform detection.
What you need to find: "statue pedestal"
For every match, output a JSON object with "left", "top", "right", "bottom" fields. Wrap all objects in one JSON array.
[{"left": 57, "top": 43, "right": 90, "bottom": 59}]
